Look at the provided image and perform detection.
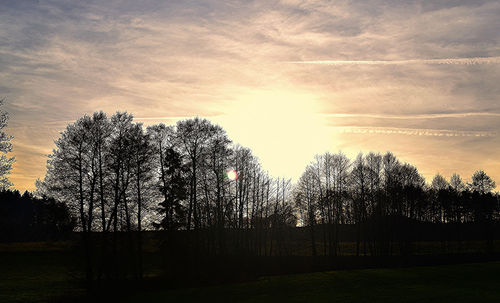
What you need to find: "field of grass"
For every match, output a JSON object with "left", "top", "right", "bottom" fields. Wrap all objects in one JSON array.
[
  {"left": 1, "top": 242, "right": 500, "bottom": 302},
  {"left": 0, "top": 251, "right": 84, "bottom": 303},
  {"left": 123, "top": 262, "right": 500, "bottom": 303}
]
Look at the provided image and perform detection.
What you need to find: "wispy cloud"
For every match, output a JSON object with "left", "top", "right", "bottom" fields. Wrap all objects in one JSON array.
[
  {"left": 288, "top": 56, "right": 500, "bottom": 65},
  {"left": 336, "top": 127, "right": 496, "bottom": 137},
  {"left": 321, "top": 112, "right": 500, "bottom": 119},
  {"left": 135, "top": 115, "right": 220, "bottom": 121}
]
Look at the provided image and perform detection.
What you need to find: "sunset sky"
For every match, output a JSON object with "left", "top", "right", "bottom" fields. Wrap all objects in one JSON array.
[{"left": 1, "top": 0, "right": 500, "bottom": 192}]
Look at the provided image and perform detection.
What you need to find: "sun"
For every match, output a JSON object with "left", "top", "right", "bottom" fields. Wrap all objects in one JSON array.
[{"left": 215, "top": 87, "right": 329, "bottom": 180}]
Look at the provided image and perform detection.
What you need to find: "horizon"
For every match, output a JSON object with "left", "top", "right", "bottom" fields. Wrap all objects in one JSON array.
[{"left": 1, "top": 0, "right": 500, "bottom": 191}]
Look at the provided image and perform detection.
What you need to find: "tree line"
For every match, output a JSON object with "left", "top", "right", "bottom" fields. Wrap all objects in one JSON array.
[
  {"left": 295, "top": 152, "right": 499, "bottom": 257},
  {"left": 24, "top": 110, "right": 500, "bottom": 282},
  {"left": 0, "top": 190, "right": 75, "bottom": 242},
  {"left": 37, "top": 111, "right": 499, "bottom": 234}
]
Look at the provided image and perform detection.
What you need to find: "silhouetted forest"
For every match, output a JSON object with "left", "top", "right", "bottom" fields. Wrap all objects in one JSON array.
[
  {"left": 0, "top": 190, "right": 74, "bottom": 241},
  {"left": 7, "top": 111, "right": 500, "bottom": 286}
]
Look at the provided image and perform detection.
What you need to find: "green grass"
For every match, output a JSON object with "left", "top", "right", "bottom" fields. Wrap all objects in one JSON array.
[
  {"left": 124, "top": 262, "right": 500, "bottom": 303},
  {"left": 0, "top": 241, "right": 74, "bottom": 252},
  {"left": 0, "top": 252, "right": 84, "bottom": 303},
  {"left": 1, "top": 243, "right": 500, "bottom": 302}
]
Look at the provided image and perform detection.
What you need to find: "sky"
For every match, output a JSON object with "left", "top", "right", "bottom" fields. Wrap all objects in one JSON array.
[{"left": 1, "top": 0, "right": 500, "bottom": 192}]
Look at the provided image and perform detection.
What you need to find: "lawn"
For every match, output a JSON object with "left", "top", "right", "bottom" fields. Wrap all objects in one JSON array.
[
  {"left": 124, "top": 262, "right": 500, "bottom": 303},
  {"left": 1, "top": 246, "right": 499, "bottom": 302},
  {"left": 0, "top": 251, "right": 84, "bottom": 303}
]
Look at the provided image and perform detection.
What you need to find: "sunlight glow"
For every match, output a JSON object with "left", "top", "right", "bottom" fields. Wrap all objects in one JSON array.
[{"left": 216, "top": 88, "right": 330, "bottom": 181}]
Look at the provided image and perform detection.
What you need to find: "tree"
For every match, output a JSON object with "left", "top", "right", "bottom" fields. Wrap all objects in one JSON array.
[
  {"left": 42, "top": 115, "right": 94, "bottom": 232},
  {"left": 431, "top": 174, "right": 449, "bottom": 191},
  {"left": 128, "top": 123, "right": 155, "bottom": 231},
  {"left": 106, "top": 112, "right": 136, "bottom": 233},
  {"left": 148, "top": 124, "right": 177, "bottom": 228},
  {"left": 382, "top": 152, "right": 401, "bottom": 216},
  {"left": 450, "top": 173, "right": 465, "bottom": 192},
  {"left": 469, "top": 170, "right": 496, "bottom": 194},
  {"left": 295, "top": 165, "right": 319, "bottom": 256},
  {"left": 154, "top": 147, "right": 188, "bottom": 230},
  {"left": 0, "top": 99, "right": 14, "bottom": 190},
  {"left": 175, "top": 117, "right": 213, "bottom": 230},
  {"left": 349, "top": 153, "right": 368, "bottom": 256},
  {"left": 365, "top": 152, "right": 382, "bottom": 217},
  {"left": 91, "top": 111, "right": 112, "bottom": 232},
  {"left": 41, "top": 114, "right": 97, "bottom": 283},
  {"left": 398, "top": 163, "right": 425, "bottom": 219}
]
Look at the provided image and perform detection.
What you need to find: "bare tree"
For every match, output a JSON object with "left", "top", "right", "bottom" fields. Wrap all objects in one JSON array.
[
  {"left": 431, "top": 174, "right": 449, "bottom": 191},
  {"left": 175, "top": 117, "right": 212, "bottom": 230},
  {"left": 295, "top": 165, "right": 319, "bottom": 256},
  {"left": 470, "top": 170, "right": 496, "bottom": 194},
  {"left": 450, "top": 173, "right": 466, "bottom": 192},
  {"left": 349, "top": 153, "right": 368, "bottom": 256},
  {"left": 0, "top": 99, "right": 14, "bottom": 190},
  {"left": 41, "top": 114, "right": 97, "bottom": 283}
]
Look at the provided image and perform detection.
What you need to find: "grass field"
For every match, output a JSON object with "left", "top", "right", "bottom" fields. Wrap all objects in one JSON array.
[
  {"left": 1, "top": 243, "right": 500, "bottom": 302},
  {"left": 0, "top": 252, "right": 84, "bottom": 302},
  {"left": 123, "top": 262, "right": 500, "bottom": 303}
]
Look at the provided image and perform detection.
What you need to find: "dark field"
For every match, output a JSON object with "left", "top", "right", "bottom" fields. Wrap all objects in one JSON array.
[
  {"left": 124, "top": 262, "right": 500, "bottom": 303},
  {"left": 1, "top": 242, "right": 500, "bottom": 303}
]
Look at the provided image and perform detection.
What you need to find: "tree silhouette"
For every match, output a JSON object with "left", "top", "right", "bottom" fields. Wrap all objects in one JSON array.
[
  {"left": 450, "top": 173, "right": 466, "bottom": 193},
  {"left": 470, "top": 170, "right": 496, "bottom": 194},
  {"left": 154, "top": 146, "right": 188, "bottom": 230},
  {"left": 0, "top": 99, "right": 14, "bottom": 190},
  {"left": 0, "top": 190, "right": 75, "bottom": 241},
  {"left": 431, "top": 174, "right": 449, "bottom": 191}
]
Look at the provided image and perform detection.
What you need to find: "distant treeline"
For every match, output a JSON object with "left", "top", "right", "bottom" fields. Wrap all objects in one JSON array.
[
  {"left": 22, "top": 111, "right": 500, "bottom": 283},
  {"left": 296, "top": 153, "right": 499, "bottom": 257},
  {"left": 0, "top": 190, "right": 74, "bottom": 242}
]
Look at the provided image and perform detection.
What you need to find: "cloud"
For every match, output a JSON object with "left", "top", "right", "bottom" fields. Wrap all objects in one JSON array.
[
  {"left": 321, "top": 112, "right": 500, "bottom": 119},
  {"left": 1, "top": 0, "right": 500, "bottom": 190},
  {"left": 287, "top": 56, "right": 500, "bottom": 65},
  {"left": 335, "top": 126, "right": 496, "bottom": 137}
]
